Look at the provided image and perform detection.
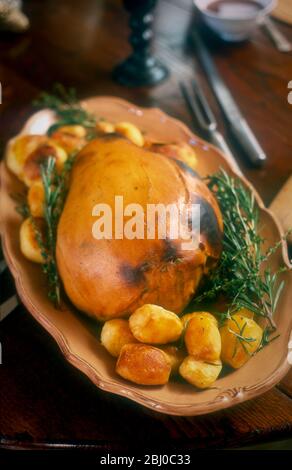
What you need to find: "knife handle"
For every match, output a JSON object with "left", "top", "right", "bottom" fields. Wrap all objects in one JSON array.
[{"left": 231, "top": 119, "right": 267, "bottom": 166}]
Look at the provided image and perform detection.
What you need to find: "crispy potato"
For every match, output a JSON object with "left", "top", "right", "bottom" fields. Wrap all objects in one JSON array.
[
  {"left": 184, "top": 314, "right": 221, "bottom": 361},
  {"left": 220, "top": 314, "right": 263, "bottom": 369},
  {"left": 149, "top": 143, "right": 197, "bottom": 171},
  {"left": 179, "top": 357, "right": 222, "bottom": 389},
  {"left": 115, "top": 122, "right": 144, "bottom": 147},
  {"left": 28, "top": 181, "right": 45, "bottom": 218},
  {"left": 181, "top": 311, "right": 218, "bottom": 329},
  {"left": 6, "top": 135, "right": 48, "bottom": 179},
  {"left": 100, "top": 319, "right": 136, "bottom": 357},
  {"left": 6, "top": 135, "right": 67, "bottom": 186},
  {"left": 96, "top": 120, "right": 115, "bottom": 134},
  {"left": 159, "top": 345, "right": 186, "bottom": 375},
  {"left": 51, "top": 125, "right": 87, "bottom": 154},
  {"left": 129, "top": 304, "right": 183, "bottom": 344},
  {"left": 20, "top": 218, "right": 44, "bottom": 264},
  {"left": 234, "top": 307, "right": 254, "bottom": 319},
  {"left": 22, "top": 141, "right": 67, "bottom": 187},
  {"left": 116, "top": 343, "right": 171, "bottom": 385}
]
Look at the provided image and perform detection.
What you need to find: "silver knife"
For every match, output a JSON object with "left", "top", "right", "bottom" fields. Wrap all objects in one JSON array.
[
  {"left": 0, "top": 295, "right": 18, "bottom": 321},
  {"left": 0, "top": 259, "right": 7, "bottom": 275},
  {"left": 193, "top": 32, "right": 267, "bottom": 166},
  {"left": 0, "top": 259, "right": 19, "bottom": 320}
]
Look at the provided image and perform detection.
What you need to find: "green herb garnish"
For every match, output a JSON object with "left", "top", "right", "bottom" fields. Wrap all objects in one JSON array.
[
  {"left": 30, "top": 154, "right": 76, "bottom": 306},
  {"left": 257, "top": 327, "right": 280, "bottom": 352},
  {"left": 33, "top": 83, "right": 97, "bottom": 135},
  {"left": 195, "top": 169, "right": 289, "bottom": 336},
  {"left": 229, "top": 318, "right": 256, "bottom": 358},
  {"left": 12, "top": 192, "right": 30, "bottom": 219},
  {"left": 27, "top": 84, "right": 94, "bottom": 305}
]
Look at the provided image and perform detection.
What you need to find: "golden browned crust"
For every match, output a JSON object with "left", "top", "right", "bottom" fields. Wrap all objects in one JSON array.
[
  {"left": 129, "top": 304, "right": 183, "bottom": 344},
  {"left": 56, "top": 137, "right": 223, "bottom": 320},
  {"left": 116, "top": 343, "right": 171, "bottom": 385},
  {"left": 184, "top": 315, "right": 221, "bottom": 362}
]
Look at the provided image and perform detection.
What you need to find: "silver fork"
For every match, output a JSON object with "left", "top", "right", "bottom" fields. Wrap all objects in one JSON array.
[{"left": 180, "top": 79, "right": 242, "bottom": 174}]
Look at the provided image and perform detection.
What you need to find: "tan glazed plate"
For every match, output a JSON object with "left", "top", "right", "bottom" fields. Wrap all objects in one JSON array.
[{"left": 1, "top": 97, "right": 292, "bottom": 416}]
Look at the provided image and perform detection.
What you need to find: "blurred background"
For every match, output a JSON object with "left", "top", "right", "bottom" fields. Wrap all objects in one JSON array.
[{"left": 0, "top": 0, "right": 291, "bottom": 205}]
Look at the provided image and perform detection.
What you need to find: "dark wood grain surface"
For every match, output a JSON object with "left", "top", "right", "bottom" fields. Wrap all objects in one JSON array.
[{"left": 1, "top": 0, "right": 292, "bottom": 451}]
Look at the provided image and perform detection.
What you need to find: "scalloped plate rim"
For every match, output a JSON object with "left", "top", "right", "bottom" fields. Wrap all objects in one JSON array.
[{"left": 0, "top": 96, "right": 291, "bottom": 416}]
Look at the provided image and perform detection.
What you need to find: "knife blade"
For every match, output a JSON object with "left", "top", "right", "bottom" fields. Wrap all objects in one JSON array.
[
  {"left": 0, "top": 295, "right": 18, "bottom": 322},
  {"left": 0, "top": 259, "right": 7, "bottom": 275},
  {"left": 192, "top": 32, "right": 267, "bottom": 166}
]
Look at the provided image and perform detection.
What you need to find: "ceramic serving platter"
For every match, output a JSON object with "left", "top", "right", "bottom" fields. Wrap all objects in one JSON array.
[{"left": 1, "top": 97, "right": 291, "bottom": 416}]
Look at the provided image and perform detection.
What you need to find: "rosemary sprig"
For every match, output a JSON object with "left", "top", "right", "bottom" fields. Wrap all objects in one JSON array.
[
  {"left": 229, "top": 318, "right": 256, "bottom": 359},
  {"left": 33, "top": 83, "right": 78, "bottom": 109},
  {"left": 33, "top": 83, "right": 97, "bottom": 135},
  {"left": 16, "top": 202, "right": 30, "bottom": 219},
  {"left": 28, "top": 84, "right": 93, "bottom": 305},
  {"left": 195, "top": 169, "right": 288, "bottom": 335},
  {"left": 11, "top": 192, "right": 30, "bottom": 219},
  {"left": 257, "top": 327, "right": 280, "bottom": 352},
  {"left": 31, "top": 154, "right": 76, "bottom": 306}
]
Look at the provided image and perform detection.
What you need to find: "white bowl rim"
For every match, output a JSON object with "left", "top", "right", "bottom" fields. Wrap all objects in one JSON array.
[{"left": 194, "top": 0, "right": 277, "bottom": 21}]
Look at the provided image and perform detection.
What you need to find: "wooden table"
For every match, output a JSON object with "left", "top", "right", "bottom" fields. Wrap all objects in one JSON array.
[{"left": 1, "top": 0, "right": 292, "bottom": 452}]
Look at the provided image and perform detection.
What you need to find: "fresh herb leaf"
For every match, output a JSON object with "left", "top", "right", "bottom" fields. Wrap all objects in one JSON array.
[
  {"left": 229, "top": 317, "right": 256, "bottom": 359},
  {"left": 11, "top": 192, "right": 30, "bottom": 219},
  {"left": 34, "top": 84, "right": 97, "bottom": 135},
  {"left": 257, "top": 327, "right": 280, "bottom": 352},
  {"left": 16, "top": 202, "right": 30, "bottom": 219},
  {"left": 194, "top": 169, "right": 289, "bottom": 342},
  {"left": 33, "top": 83, "right": 78, "bottom": 109},
  {"left": 31, "top": 153, "right": 76, "bottom": 306}
]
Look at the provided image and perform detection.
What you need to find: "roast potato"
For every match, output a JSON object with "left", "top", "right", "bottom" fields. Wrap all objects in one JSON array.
[
  {"left": 51, "top": 125, "right": 87, "bottom": 154},
  {"left": 116, "top": 343, "right": 171, "bottom": 385},
  {"left": 100, "top": 319, "right": 136, "bottom": 357},
  {"left": 234, "top": 307, "right": 254, "bottom": 319},
  {"left": 96, "top": 120, "right": 115, "bottom": 134},
  {"left": 6, "top": 134, "right": 67, "bottom": 186},
  {"left": 149, "top": 142, "right": 197, "bottom": 171},
  {"left": 6, "top": 135, "right": 48, "bottom": 179},
  {"left": 28, "top": 181, "right": 45, "bottom": 218},
  {"left": 184, "top": 314, "right": 221, "bottom": 362},
  {"left": 20, "top": 218, "right": 44, "bottom": 264},
  {"left": 56, "top": 136, "right": 222, "bottom": 321},
  {"left": 179, "top": 357, "right": 222, "bottom": 389},
  {"left": 220, "top": 314, "right": 263, "bottom": 369},
  {"left": 129, "top": 304, "right": 183, "bottom": 344},
  {"left": 181, "top": 311, "right": 218, "bottom": 329},
  {"left": 115, "top": 122, "right": 144, "bottom": 147},
  {"left": 23, "top": 142, "right": 67, "bottom": 187}
]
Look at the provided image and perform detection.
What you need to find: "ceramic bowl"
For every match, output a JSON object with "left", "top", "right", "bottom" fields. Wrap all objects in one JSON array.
[
  {"left": 0, "top": 96, "right": 291, "bottom": 416},
  {"left": 194, "top": 0, "right": 277, "bottom": 42}
]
